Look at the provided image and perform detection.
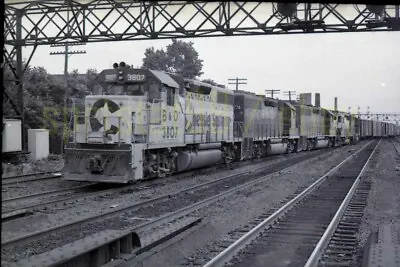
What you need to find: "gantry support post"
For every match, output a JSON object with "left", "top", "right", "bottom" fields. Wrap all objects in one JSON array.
[{"left": 16, "top": 9, "right": 26, "bottom": 150}]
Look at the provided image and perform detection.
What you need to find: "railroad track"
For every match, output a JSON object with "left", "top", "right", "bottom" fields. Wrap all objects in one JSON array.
[
  {"left": 1, "top": 183, "right": 109, "bottom": 221},
  {"left": 203, "top": 139, "right": 379, "bottom": 267},
  {"left": 1, "top": 171, "right": 62, "bottom": 186},
  {"left": 390, "top": 137, "right": 400, "bottom": 155},
  {"left": 0, "top": 151, "right": 297, "bottom": 222},
  {"left": 2, "top": 146, "right": 334, "bottom": 264}
]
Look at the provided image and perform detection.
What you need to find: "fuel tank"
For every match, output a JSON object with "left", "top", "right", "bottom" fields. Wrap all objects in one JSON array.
[
  {"left": 198, "top": 143, "right": 221, "bottom": 150},
  {"left": 315, "top": 140, "right": 329, "bottom": 149},
  {"left": 177, "top": 149, "right": 222, "bottom": 172},
  {"left": 268, "top": 143, "right": 288, "bottom": 155}
]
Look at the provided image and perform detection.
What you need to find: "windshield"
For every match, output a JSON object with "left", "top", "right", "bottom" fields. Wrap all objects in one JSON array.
[{"left": 106, "top": 84, "right": 145, "bottom": 96}]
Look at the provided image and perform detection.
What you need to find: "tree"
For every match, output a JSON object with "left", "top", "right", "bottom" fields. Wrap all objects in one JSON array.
[
  {"left": 142, "top": 39, "right": 203, "bottom": 79},
  {"left": 3, "top": 62, "right": 93, "bottom": 154},
  {"left": 142, "top": 47, "right": 169, "bottom": 71}
]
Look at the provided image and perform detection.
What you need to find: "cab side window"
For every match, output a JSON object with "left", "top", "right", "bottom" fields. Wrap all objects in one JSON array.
[
  {"left": 166, "top": 86, "right": 175, "bottom": 106},
  {"left": 149, "top": 80, "right": 161, "bottom": 103}
]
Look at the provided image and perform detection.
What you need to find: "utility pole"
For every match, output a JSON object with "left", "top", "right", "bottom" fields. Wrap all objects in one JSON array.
[
  {"left": 228, "top": 77, "right": 247, "bottom": 91},
  {"left": 50, "top": 39, "right": 86, "bottom": 154},
  {"left": 49, "top": 42, "right": 87, "bottom": 75},
  {"left": 265, "top": 89, "right": 280, "bottom": 99},
  {"left": 283, "top": 90, "right": 296, "bottom": 101},
  {"left": 48, "top": 9, "right": 87, "bottom": 154}
]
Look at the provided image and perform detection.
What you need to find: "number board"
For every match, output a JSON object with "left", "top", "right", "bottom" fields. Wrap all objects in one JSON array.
[
  {"left": 105, "top": 74, "right": 117, "bottom": 82},
  {"left": 126, "top": 72, "right": 147, "bottom": 82}
]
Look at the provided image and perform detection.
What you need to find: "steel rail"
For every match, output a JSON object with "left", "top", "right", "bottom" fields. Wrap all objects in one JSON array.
[
  {"left": 1, "top": 153, "right": 295, "bottom": 216},
  {"left": 2, "top": 171, "right": 61, "bottom": 179},
  {"left": 390, "top": 138, "right": 400, "bottom": 155},
  {"left": 1, "top": 148, "right": 331, "bottom": 251},
  {"left": 303, "top": 138, "right": 381, "bottom": 267},
  {"left": 6, "top": 146, "right": 339, "bottom": 266},
  {"left": 203, "top": 139, "right": 376, "bottom": 267},
  {"left": 2, "top": 171, "right": 62, "bottom": 185},
  {"left": 2, "top": 184, "right": 96, "bottom": 204},
  {"left": 1, "top": 151, "right": 309, "bottom": 220},
  {"left": 1, "top": 183, "right": 103, "bottom": 219}
]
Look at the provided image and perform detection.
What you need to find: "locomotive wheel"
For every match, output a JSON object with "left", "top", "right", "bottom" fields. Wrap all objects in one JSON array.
[
  {"left": 287, "top": 142, "right": 295, "bottom": 154},
  {"left": 306, "top": 140, "right": 312, "bottom": 151},
  {"left": 293, "top": 141, "right": 299, "bottom": 153}
]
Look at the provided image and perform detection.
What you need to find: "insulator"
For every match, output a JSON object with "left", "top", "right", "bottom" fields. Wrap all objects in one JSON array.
[
  {"left": 366, "top": 5, "right": 385, "bottom": 15},
  {"left": 113, "top": 63, "right": 118, "bottom": 69},
  {"left": 277, "top": 3, "right": 297, "bottom": 17}
]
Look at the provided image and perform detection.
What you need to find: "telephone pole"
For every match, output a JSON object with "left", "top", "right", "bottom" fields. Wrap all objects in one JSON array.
[
  {"left": 265, "top": 89, "right": 280, "bottom": 99},
  {"left": 283, "top": 90, "right": 296, "bottom": 101},
  {"left": 48, "top": 9, "right": 87, "bottom": 154},
  {"left": 50, "top": 41, "right": 86, "bottom": 153},
  {"left": 49, "top": 42, "right": 87, "bottom": 75},
  {"left": 228, "top": 77, "right": 247, "bottom": 91}
]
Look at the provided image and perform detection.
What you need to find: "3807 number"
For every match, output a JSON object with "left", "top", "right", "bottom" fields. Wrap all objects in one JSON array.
[
  {"left": 162, "top": 126, "right": 178, "bottom": 139},
  {"left": 127, "top": 74, "right": 146, "bottom": 81}
]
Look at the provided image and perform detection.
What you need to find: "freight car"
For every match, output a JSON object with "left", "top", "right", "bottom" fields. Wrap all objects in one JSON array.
[{"left": 63, "top": 63, "right": 398, "bottom": 183}]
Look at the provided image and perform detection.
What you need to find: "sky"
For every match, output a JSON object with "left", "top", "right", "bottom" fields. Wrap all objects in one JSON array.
[
  {"left": 25, "top": 31, "right": 400, "bottom": 114},
  {"left": 14, "top": 2, "right": 400, "bottom": 115}
]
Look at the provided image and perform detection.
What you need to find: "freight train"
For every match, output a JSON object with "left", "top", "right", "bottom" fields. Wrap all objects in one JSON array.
[{"left": 63, "top": 62, "right": 400, "bottom": 183}]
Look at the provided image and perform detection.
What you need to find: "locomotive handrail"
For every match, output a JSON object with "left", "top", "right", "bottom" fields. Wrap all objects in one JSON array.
[{"left": 70, "top": 115, "right": 127, "bottom": 145}]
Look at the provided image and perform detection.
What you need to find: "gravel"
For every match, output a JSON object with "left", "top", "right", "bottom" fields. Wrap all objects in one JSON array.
[
  {"left": 0, "top": 141, "right": 369, "bottom": 264},
  {"left": 1, "top": 151, "right": 309, "bottom": 262},
  {"left": 2, "top": 155, "right": 63, "bottom": 177},
  {"left": 1, "top": 152, "right": 286, "bottom": 201},
  {"left": 1, "top": 179, "right": 88, "bottom": 200},
  {"left": 1, "top": 156, "right": 84, "bottom": 200},
  {"left": 113, "top": 141, "right": 370, "bottom": 267},
  {"left": 356, "top": 138, "right": 400, "bottom": 264},
  {"left": 1, "top": 154, "right": 291, "bottom": 239}
]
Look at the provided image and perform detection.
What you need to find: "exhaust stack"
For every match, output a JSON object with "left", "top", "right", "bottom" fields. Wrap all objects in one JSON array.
[
  {"left": 315, "top": 93, "right": 320, "bottom": 108},
  {"left": 334, "top": 97, "right": 338, "bottom": 112}
]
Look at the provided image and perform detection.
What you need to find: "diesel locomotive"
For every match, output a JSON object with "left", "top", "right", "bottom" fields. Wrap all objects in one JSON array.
[{"left": 63, "top": 62, "right": 399, "bottom": 183}]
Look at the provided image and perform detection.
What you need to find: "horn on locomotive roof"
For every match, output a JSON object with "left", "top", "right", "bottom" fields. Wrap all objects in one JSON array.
[
  {"left": 119, "top": 61, "right": 126, "bottom": 68},
  {"left": 113, "top": 63, "right": 118, "bottom": 69}
]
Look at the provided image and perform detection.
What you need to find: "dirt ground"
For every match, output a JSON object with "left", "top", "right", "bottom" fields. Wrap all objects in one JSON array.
[
  {"left": 125, "top": 142, "right": 369, "bottom": 267},
  {"left": 2, "top": 155, "right": 63, "bottom": 177},
  {"left": 356, "top": 138, "right": 400, "bottom": 263}
]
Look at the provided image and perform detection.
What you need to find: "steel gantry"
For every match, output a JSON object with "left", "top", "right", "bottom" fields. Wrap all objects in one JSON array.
[{"left": 3, "top": 1, "right": 400, "bottom": 148}]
